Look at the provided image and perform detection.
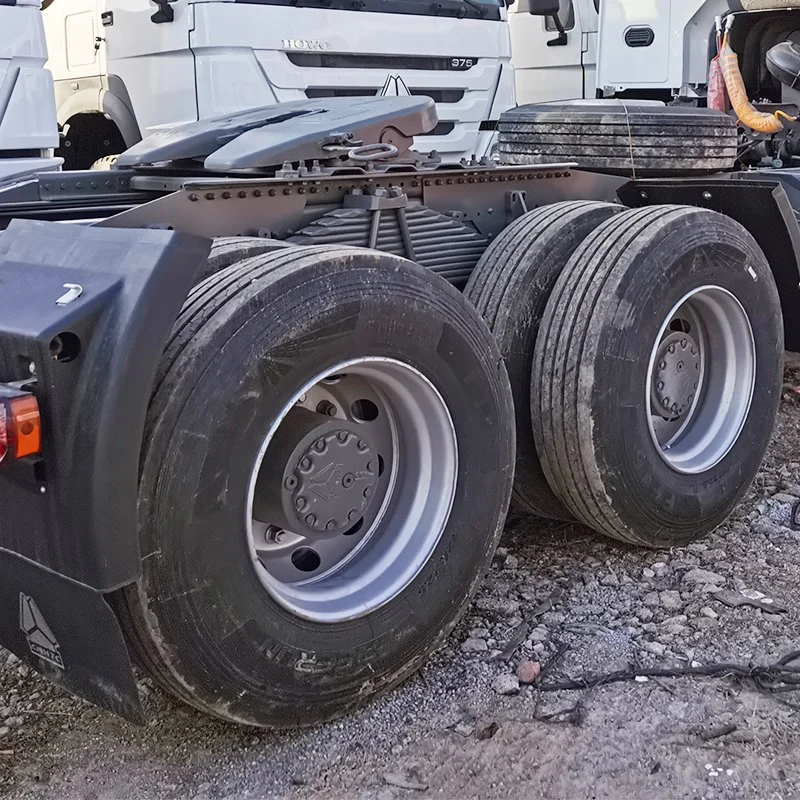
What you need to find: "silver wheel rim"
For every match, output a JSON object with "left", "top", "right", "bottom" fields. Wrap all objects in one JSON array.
[
  {"left": 646, "top": 285, "right": 755, "bottom": 474},
  {"left": 246, "top": 357, "right": 458, "bottom": 623}
]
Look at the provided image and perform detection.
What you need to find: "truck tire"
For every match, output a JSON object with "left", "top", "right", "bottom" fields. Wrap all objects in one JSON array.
[
  {"left": 532, "top": 205, "right": 783, "bottom": 547},
  {"left": 498, "top": 103, "right": 738, "bottom": 176},
  {"left": 117, "top": 245, "right": 515, "bottom": 727},
  {"left": 464, "top": 200, "right": 624, "bottom": 520},
  {"left": 199, "top": 236, "right": 293, "bottom": 283}
]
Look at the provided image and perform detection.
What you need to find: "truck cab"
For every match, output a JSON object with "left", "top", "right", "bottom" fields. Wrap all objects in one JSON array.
[
  {"left": 42, "top": 0, "right": 514, "bottom": 168},
  {"left": 510, "top": 0, "right": 730, "bottom": 104}
]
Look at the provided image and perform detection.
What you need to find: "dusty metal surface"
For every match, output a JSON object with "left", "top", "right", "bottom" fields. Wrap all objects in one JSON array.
[{"left": 99, "top": 164, "right": 624, "bottom": 240}]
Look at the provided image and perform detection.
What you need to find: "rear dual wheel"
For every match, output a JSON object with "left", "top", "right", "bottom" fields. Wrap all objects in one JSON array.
[
  {"left": 467, "top": 203, "right": 783, "bottom": 547},
  {"left": 117, "top": 245, "right": 515, "bottom": 727}
]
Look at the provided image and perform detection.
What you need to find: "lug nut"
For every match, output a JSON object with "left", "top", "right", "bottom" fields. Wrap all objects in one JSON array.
[
  {"left": 295, "top": 496, "right": 307, "bottom": 510},
  {"left": 285, "top": 475, "right": 297, "bottom": 490},
  {"left": 659, "top": 360, "right": 667, "bottom": 370},
  {"left": 305, "top": 513, "right": 317, "bottom": 526},
  {"left": 668, "top": 344, "right": 675, "bottom": 354},
  {"left": 314, "top": 439, "right": 326, "bottom": 453},
  {"left": 299, "top": 457, "right": 311, "bottom": 471},
  {"left": 325, "top": 520, "right": 337, "bottom": 531}
]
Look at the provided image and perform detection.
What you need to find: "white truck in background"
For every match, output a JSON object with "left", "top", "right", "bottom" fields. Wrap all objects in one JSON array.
[
  {"left": 42, "top": 0, "right": 514, "bottom": 168},
  {"left": 0, "top": 0, "right": 60, "bottom": 183},
  {"left": 509, "top": 0, "right": 734, "bottom": 106},
  {"left": 42, "top": 0, "right": 777, "bottom": 172}
]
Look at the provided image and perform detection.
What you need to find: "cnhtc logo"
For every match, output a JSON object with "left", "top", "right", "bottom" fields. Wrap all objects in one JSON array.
[
  {"left": 19, "top": 594, "right": 64, "bottom": 669},
  {"left": 378, "top": 75, "right": 412, "bottom": 97}
]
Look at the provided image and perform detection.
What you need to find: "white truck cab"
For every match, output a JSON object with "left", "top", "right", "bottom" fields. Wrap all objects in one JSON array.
[
  {"left": 510, "top": 0, "right": 731, "bottom": 105},
  {"left": 0, "top": 0, "right": 60, "bottom": 184},
  {"left": 42, "top": 0, "right": 514, "bottom": 168}
]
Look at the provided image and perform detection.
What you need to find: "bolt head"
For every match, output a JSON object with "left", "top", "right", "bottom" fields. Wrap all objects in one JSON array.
[
  {"left": 659, "top": 360, "right": 667, "bottom": 370},
  {"left": 285, "top": 475, "right": 297, "bottom": 490},
  {"left": 295, "top": 496, "right": 307, "bottom": 510},
  {"left": 305, "top": 514, "right": 317, "bottom": 526},
  {"left": 657, "top": 381, "right": 664, "bottom": 391},
  {"left": 325, "top": 520, "right": 337, "bottom": 531},
  {"left": 668, "top": 344, "right": 675, "bottom": 354},
  {"left": 662, "top": 397, "right": 671, "bottom": 408},
  {"left": 299, "top": 457, "right": 312, "bottom": 471}
]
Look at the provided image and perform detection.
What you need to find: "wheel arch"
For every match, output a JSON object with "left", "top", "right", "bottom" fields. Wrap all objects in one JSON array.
[
  {"left": 55, "top": 76, "right": 141, "bottom": 149},
  {"left": 618, "top": 177, "right": 800, "bottom": 351}
]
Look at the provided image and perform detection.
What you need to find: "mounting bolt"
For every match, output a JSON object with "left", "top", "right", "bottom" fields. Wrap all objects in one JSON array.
[
  {"left": 657, "top": 381, "right": 664, "bottom": 391},
  {"left": 295, "top": 496, "right": 307, "bottom": 510},
  {"left": 325, "top": 520, "right": 337, "bottom": 531},
  {"left": 285, "top": 475, "right": 298, "bottom": 490},
  {"left": 305, "top": 514, "right": 317, "bottom": 526}
]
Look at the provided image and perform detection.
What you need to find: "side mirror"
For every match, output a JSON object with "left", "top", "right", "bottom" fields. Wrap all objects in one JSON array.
[{"left": 517, "top": 0, "right": 561, "bottom": 14}]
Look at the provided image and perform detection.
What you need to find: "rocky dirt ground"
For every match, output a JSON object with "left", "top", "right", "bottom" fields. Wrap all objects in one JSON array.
[{"left": 4, "top": 367, "right": 800, "bottom": 800}]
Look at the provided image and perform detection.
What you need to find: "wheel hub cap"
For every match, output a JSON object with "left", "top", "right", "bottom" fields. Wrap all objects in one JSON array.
[
  {"left": 289, "top": 428, "right": 378, "bottom": 535},
  {"left": 651, "top": 331, "right": 700, "bottom": 420}
]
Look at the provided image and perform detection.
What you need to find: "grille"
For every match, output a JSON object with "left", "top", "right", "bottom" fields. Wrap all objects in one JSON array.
[
  {"left": 286, "top": 53, "right": 478, "bottom": 71},
  {"left": 305, "top": 88, "right": 465, "bottom": 104}
]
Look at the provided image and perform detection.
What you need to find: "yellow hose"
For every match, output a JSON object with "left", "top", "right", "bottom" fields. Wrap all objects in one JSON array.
[{"left": 719, "top": 34, "right": 787, "bottom": 133}]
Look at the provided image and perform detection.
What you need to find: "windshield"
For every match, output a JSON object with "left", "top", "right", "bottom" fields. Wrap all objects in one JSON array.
[{"left": 233, "top": 0, "right": 504, "bottom": 21}]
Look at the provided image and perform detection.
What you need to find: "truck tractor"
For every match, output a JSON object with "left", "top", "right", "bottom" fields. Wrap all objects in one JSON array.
[
  {"left": 41, "top": 0, "right": 514, "bottom": 168},
  {"left": 0, "top": 0, "right": 797, "bottom": 729}
]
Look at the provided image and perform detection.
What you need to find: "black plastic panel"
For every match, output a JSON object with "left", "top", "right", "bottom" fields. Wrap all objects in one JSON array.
[{"left": 0, "top": 220, "right": 210, "bottom": 589}]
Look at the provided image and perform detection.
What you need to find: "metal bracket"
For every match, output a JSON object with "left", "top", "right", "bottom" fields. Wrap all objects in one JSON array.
[
  {"left": 344, "top": 186, "right": 409, "bottom": 212},
  {"left": 55, "top": 284, "right": 83, "bottom": 307},
  {"left": 507, "top": 190, "right": 529, "bottom": 219},
  {"left": 344, "top": 188, "right": 415, "bottom": 257}
]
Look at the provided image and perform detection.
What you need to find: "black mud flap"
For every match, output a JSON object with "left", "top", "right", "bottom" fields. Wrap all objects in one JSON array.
[
  {"left": 0, "top": 219, "right": 210, "bottom": 721},
  {"left": 0, "top": 549, "right": 142, "bottom": 723}
]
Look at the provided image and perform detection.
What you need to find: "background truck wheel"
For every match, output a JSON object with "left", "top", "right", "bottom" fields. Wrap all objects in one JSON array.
[
  {"left": 198, "top": 236, "right": 293, "bottom": 283},
  {"left": 90, "top": 155, "right": 119, "bottom": 171},
  {"left": 532, "top": 205, "right": 783, "bottom": 548},
  {"left": 464, "top": 200, "right": 623, "bottom": 520},
  {"left": 497, "top": 103, "right": 738, "bottom": 176},
  {"left": 116, "top": 245, "right": 515, "bottom": 727}
]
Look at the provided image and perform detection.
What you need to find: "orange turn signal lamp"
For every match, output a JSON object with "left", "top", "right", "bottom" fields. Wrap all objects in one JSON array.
[{"left": 0, "top": 388, "right": 41, "bottom": 465}]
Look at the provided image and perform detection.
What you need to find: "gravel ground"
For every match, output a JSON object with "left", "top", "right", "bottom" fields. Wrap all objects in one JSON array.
[{"left": 3, "top": 365, "right": 800, "bottom": 800}]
